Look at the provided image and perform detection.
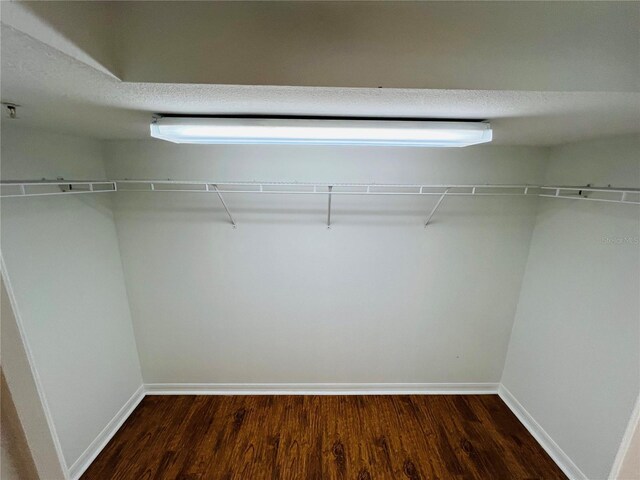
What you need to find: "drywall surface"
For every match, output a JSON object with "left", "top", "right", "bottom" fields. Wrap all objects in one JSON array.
[
  {"left": 0, "top": 123, "right": 106, "bottom": 180},
  {"left": 502, "top": 135, "right": 640, "bottom": 479},
  {"left": 1, "top": 370, "right": 41, "bottom": 480},
  {"left": 0, "top": 125, "right": 143, "bottom": 468},
  {"left": 1, "top": 276, "right": 65, "bottom": 479},
  {"left": 91, "top": 2, "right": 640, "bottom": 91},
  {"left": 105, "top": 141, "right": 547, "bottom": 384}
]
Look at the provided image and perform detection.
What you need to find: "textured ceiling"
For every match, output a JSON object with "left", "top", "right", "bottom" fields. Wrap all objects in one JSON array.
[{"left": 1, "top": 2, "right": 639, "bottom": 146}]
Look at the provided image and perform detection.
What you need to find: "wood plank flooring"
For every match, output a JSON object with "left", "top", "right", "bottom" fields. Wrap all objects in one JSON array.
[{"left": 81, "top": 395, "right": 566, "bottom": 479}]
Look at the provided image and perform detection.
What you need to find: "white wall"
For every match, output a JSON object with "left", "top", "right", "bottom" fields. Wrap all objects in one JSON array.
[
  {"left": 6, "top": 124, "right": 636, "bottom": 480},
  {"left": 1, "top": 276, "right": 66, "bottom": 480},
  {"left": 502, "top": 135, "right": 640, "bottom": 479},
  {"left": 0, "top": 125, "right": 143, "bottom": 470},
  {"left": 104, "top": 141, "right": 547, "bottom": 384},
  {"left": 116, "top": 2, "right": 639, "bottom": 91}
]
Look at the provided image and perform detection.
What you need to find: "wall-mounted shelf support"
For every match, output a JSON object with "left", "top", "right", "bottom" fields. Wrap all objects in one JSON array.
[
  {"left": 211, "top": 184, "right": 237, "bottom": 228},
  {"left": 424, "top": 188, "right": 450, "bottom": 228},
  {"left": 327, "top": 186, "right": 333, "bottom": 229}
]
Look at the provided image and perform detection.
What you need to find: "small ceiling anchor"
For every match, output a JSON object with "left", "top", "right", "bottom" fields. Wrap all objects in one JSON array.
[{"left": 2, "top": 103, "right": 19, "bottom": 119}]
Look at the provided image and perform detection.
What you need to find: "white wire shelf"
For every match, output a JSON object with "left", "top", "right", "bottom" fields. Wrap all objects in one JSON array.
[
  {"left": 2, "top": 180, "right": 638, "bottom": 199},
  {"left": 0, "top": 180, "right": 116, "bottom": 198},
  {"left": 1, "top": 180, "right": 638, "bottom": 228},
  {"left": 539, "top": 186, "right": 640, "bottom": 205},
  {"left": 114, "top": 180, "right": 542, "bottom": 196}
]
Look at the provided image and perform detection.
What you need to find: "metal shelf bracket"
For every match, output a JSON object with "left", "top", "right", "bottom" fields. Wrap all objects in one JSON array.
[{"left": 424, "top": 188, "right": 450, "bottom": 228}]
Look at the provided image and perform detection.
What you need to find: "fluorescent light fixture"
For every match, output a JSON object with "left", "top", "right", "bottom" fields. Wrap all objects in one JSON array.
[{"left": 150, "top": 117, "right": 492, "bottom": 147}]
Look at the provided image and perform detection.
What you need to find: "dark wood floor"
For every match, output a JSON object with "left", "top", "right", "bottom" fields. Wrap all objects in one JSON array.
[{"left": 82, "top": 395, "right": 566, "bottom": 479}]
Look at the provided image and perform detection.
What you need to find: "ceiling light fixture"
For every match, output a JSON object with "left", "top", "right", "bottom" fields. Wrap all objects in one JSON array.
[{"left": 150, "top": 117, "right": 492, "bottom": 147}]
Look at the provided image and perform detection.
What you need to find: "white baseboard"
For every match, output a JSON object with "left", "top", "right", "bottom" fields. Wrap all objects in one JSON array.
[
  {"left": 144, "top": 382, "right": 500, "bottom": 395},
  {"left": 498, "top": 384, "right": 587, "bottom": 480},
  {"left": 68, "top": 385, "right": 145, "bottom": 480}
]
